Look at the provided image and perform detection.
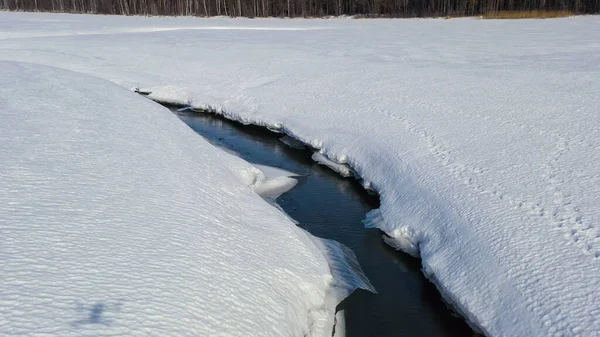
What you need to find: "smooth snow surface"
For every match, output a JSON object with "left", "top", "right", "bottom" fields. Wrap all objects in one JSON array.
[
  {"left": 0, "top": 61, "right": 372, "bottom": 336},
  {"left": 1, "top": 12, "right": 599, "bottom": 336}
]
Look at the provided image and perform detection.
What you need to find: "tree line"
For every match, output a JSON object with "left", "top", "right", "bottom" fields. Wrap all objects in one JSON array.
[{"left": 1, "top": 0, "right": 598, "bottom": 19}]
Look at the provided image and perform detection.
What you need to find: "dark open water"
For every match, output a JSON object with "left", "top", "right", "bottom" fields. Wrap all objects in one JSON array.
[{"left": 174, "top": 108, "right": 474, "bottom": 337}]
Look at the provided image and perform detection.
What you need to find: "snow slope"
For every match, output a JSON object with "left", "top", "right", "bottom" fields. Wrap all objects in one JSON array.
[
  {"left": 1, "top": 12, "right": 599, "bottom": 336},
  {"left": 0, "top": 61, "right": 376, "bottom": 336}
]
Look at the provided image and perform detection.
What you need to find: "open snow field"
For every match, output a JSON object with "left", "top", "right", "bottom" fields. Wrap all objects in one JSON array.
[{"left": 1, "top": 12, "right": 599, "bottom": 336}]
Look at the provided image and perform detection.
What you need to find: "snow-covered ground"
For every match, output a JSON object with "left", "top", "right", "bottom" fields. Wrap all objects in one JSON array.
[
  {"left": 0, "top": 61, "right": 375, "bottom": 336},
  {"left": 1, "top": 12, "right": 599, "bottom": 336}
]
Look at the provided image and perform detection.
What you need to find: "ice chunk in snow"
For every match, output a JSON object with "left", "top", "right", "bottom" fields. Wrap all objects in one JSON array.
[
  {"left": 311, "top": 152, "right": 354, "bottom": 178},
  {"left": 244, "top": 164, "right": 301, "bottom": 200},
  {"left": 363, "top": 209, "right": 421, "bottom": 257},
  {"left": 382, "top": 230, "right": 421, "bottom": 258},
  {"left": 254, "top": 176, "right": 298, "bottom": 199}
]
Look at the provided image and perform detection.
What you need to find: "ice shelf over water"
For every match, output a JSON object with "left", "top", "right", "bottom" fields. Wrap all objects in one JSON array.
[{"left": 1, "top": 12, "right": 600, "bottom": 336}]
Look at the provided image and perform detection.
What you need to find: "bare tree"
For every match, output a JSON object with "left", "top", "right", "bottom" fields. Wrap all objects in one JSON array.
[{"left": 2, "top": 0, "right": 596, "bottom": 17}]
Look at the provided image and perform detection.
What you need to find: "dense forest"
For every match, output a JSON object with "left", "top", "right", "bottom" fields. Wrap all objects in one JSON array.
[{"left": 1, "top": 0, "right": 598, "bottom": 19}]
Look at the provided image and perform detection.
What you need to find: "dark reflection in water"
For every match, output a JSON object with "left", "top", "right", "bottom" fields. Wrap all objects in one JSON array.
[{"left": 174, "top": 108, "right": 473, "bottom": 337}]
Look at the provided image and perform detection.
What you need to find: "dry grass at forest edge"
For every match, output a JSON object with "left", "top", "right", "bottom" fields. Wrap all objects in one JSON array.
[{"left": 482, "top": 10, "right": 574, "bottom": 18}]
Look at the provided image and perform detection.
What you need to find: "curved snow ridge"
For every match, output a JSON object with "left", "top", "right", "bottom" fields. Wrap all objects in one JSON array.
[{"left": 0, "top": 61, "right": 368, "bottom": 337}]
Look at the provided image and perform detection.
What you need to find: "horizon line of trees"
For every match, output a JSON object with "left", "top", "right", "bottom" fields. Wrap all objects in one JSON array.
[{"left": 2, "top": 0, "right": 598, "bottom": 18}]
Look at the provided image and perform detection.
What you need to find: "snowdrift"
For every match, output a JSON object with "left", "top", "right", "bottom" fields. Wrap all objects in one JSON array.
[{"left": 0, "top": 61, "right": 374, "bottom": 336}]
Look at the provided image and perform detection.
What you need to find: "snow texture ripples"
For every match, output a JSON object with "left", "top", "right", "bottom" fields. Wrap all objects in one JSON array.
[
  {"left": 1, "top": 12, "right": 599, "bottom": 336},
  {"left": 0, "top": 61, "right": 373, "bottom": 337}
]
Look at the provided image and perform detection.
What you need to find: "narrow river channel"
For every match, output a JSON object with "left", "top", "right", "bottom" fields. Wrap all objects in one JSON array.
[{"left": 172, "top": 107, "right": 474, "bottom": 337}]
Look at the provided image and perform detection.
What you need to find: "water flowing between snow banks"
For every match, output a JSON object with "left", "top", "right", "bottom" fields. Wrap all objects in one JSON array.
[{"left": 168, "top": 105, "right": 474, "bottom": 337}]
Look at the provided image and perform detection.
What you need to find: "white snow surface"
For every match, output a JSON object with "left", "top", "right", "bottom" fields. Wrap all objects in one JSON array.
[
  {"left": 238, "top": 163, "right": 300, "bottom": 199},
  {"left": 0, "top": 61, "right": 375, "bottom": 336},
  {"left": 311, "top": 153, "right": 355, "bottom": 178},
  {"left": 1, "top": 12, "right": 600, "bottom": 336}
]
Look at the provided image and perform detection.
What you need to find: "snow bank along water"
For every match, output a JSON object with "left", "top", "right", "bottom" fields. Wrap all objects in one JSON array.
[
  {"left": 0, "top": 61, "right": 375, "bottom": 336},
  {"left": 1, "top": 12, "right": 599, "bottom": 336},
  {"left": 173, "top": 106, "right": 474, "bottom": 336}
]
